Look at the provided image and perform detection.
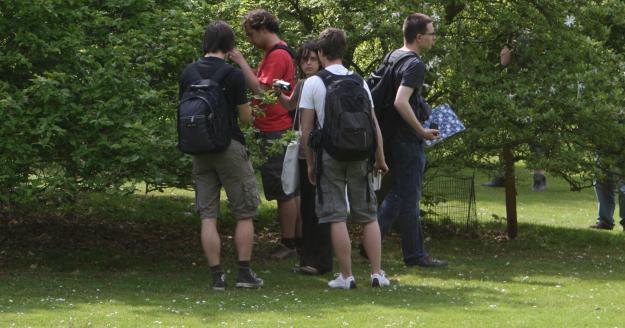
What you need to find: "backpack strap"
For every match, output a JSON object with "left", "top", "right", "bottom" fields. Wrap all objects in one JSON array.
[
  {"left": 315, "top": 69, "right": 334, "bottom": 87},
  {"left": 387, "top": 51, "right": 418, "bottom": 82},
  {"left": 268, "top": 43, "right": 296, "bottom": 59},
  {"left": 316, "top": 69, "right": 363, "bottom": 87},
  {"left": 186, "top": 63, "right": 234, "bottom": 93},
  {"left": 381, "top": 49, "right": 397, "bottom": 66},
  {"left": 211, "top": 63, "right": 234, "bottom": 84}
]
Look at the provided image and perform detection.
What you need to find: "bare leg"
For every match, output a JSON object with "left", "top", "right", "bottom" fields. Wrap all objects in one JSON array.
[
  {"left": 278, "top": 197, "right": 299, "bottom": 239},
  {"left": 361, "top": 220, "right": 382, "bottom": 274},
  {"left": 331, "top": 221, "right": 352, "bottom": 277},
  {"left": 234, "top": 218, "right": 254, "bottom": 261},
  {"left": 200, "top": 219, "right": 221, "bottom": 266}
]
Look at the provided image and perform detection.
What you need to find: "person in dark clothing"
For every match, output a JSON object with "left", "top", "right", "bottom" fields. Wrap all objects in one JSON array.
[
  {"left": 179, "top": 21, "right": 263, "bottom": 290},
  {"left": 274, "top": 41, "right": 333, "bottom": 275},
  {"left": 376, "top": 13, "right": 448, "bottom": 268}
]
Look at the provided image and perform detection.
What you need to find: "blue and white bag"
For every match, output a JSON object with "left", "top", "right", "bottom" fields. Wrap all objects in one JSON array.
[{"left": 423, "top": 103, "right": 465, "bottom": 146}]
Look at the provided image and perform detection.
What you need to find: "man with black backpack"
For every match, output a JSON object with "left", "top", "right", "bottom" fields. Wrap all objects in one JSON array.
[
  {"left": 300, "top": 28, "right": 390, "bottom": 289},
  {"left": 178, "top": 21, "right": 263, "bottom": 290},
  {"left": 228, "top": 9, "right": 300, "bottom": 260},
  {"left": 372, "top": 13, "right": 448, "bottom": 268}
]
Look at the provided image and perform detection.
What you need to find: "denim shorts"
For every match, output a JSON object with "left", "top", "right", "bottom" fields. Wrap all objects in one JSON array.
[
  {"left": 316, "top": 151, "right": 377, "bottom": 224},
  {"left": 192, "top": 140, "right": 260, "bottom": 219}
]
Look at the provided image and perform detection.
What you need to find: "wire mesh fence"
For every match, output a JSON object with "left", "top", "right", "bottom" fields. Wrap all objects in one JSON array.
[{"left": 421, "top": 174, "right": 478, "bottom": 232}]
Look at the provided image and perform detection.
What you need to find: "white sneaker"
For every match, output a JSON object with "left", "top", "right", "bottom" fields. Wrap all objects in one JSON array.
[
  {"left": 328, "top": 274, "right": 356, "bottom": 289},
  {"left": 371, "top": 271, "right": 390, "bottom": 287}
]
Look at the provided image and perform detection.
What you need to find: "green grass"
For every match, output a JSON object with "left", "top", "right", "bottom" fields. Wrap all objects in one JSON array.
[{"left": 1, "top": 170, "right": 624, "bottom": 327}]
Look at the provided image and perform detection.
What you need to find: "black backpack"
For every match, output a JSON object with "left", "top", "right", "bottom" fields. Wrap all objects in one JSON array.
[
  {"left": 317, "top": 69, "right": 377, "bottom": 161},
  {"left": 177, "top": 64, "right": 233, "bottom": 154},
  {"left": 366, "top": 50, "right": 417, "bottom": 127}
]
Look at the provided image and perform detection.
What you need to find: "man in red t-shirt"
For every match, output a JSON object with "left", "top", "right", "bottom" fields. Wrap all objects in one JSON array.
[{"left": 229, "top": 9, "right": 299, "bottom": 260}]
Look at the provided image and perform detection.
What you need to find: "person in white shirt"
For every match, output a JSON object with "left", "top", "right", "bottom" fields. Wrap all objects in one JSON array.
[{"left": 299, "top": 28, "right": 390, "bottom": 289}]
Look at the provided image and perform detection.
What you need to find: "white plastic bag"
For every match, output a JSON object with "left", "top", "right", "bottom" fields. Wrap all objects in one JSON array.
[{"left": 281, "top": 131, "right": 301, "bottom": 194}]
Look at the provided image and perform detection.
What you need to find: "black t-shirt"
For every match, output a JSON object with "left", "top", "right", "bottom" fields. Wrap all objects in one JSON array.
[
  {"left": 179, "top": 56, "right": 248, "bottom": 145},
  {"left": 388, "top": 49, "right": 430, "bottom": 140}
]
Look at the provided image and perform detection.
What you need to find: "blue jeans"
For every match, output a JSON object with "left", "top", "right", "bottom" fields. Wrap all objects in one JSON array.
[
  {"left": 378, "top": 136, "right": 427, "bottom": 262},
  {"left": 595, "top": 177, "right": 625, "bottom": 227}
]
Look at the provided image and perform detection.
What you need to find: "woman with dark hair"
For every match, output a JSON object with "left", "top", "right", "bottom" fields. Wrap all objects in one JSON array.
[{"left": 274, "top": 40, "right": 333, "bottom": 275}]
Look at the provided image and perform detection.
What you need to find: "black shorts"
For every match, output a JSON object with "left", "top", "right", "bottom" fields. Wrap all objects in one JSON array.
[{"left": 259, "top": 130, "right": 299, "bottom": 201}]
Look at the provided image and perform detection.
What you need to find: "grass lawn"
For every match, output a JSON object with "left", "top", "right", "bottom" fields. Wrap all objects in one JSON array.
[{"left": 1, "top": 170, "right": 624, "bottom": 327}]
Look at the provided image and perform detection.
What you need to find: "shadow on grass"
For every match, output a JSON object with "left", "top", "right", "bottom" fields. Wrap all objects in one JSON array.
[
  {"left": 397, "top": 221, "right": 625, "bottom": 285},
  {"left": 1, "top": 194, "right": 625, "bottom": 323}
]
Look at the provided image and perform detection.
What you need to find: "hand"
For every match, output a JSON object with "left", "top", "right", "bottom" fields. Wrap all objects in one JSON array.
[
  {"left": 270, "top": 79, "right": 284, "bottom": 94},
  {"left": 307, "top": 164, "right": 316, "bottom": 185},
  {"left": 421, "top": 128, "right": 440, "bottom": 141},
  {"left": 500, "top": 45, "right": 512, "bottom": 66},
  {"left": 227, "top": 49, "right": 245, "bottom": 65},
  {"left": 374, "top": 161, "right": 389, "bottom": 175}
]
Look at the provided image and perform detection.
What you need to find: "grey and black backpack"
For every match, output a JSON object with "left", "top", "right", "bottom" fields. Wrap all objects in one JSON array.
[
  {"left": 177, "top": 64, "right": 233, "bottom": 154},
  {"left": 316, "top": 69, "right": 377, "bottom": 161}
]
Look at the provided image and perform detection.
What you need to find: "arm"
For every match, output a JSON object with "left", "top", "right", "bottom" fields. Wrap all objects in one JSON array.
[
  {"left": 237, "top": 103, "right": 252, "bottom": 127},
  {"left": 228, "top": 49, "right": 265, "bottom": 95},
  {"left": 371, "top": 111, "right": 388, "bottom": 174},
  {"left": 394, "top": 86, "right": 439, "bottom": 140},
  {"left": 300, "top": 108, "right": 316, "bottom": 185},
  {"left": 275, "top": 79, "right": 303, "bottom": 110}
]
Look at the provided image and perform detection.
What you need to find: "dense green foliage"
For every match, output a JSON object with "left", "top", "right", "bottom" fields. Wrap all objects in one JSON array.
[{"left": 1, "top": 0, "right": 624, "bottom": 213}]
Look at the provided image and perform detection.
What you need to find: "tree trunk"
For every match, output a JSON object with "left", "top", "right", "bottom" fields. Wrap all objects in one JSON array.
[{"left": 503, "top": 146, "right": 518, "bottom": 239}]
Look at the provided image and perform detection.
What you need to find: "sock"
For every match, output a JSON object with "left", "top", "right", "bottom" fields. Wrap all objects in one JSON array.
[
  {"left": 238, "top": 260, "right": 250, "bottom": 273},
  {"left": 294, "top": 237, "right": 303, "bottom": 250},
  {"left": 210, "top": 265, "right": 223, "bottom": 277},
  {"left": 281, "top": 237, "right": 296, "bottom": 249}
]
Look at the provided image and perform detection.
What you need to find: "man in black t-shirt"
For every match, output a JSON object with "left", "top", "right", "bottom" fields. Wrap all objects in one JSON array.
[
  {"left": 377, "top": 13, "right": 448, "bottom": 268},
  {"left": 179, "top": 21, "right": 263, "bottom": 290}
]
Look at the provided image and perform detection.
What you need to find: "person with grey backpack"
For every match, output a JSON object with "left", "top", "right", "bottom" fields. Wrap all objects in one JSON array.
[{"left": 300, "top": 28, "right": 390, "bottom": 289}]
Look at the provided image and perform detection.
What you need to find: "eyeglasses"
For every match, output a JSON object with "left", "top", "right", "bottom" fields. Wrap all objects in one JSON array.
[{"left": 422, "top": 32, "right": 437, "bottom": 36}]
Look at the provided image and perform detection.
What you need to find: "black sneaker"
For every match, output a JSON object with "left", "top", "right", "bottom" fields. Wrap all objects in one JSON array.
[
  {"left": 299, "top": 265, "right": 320, "bottom": 275},
  {"left": 270, "top": 244, "right": 297, "bottom": 260},
  {"left": 236, "top": 269, "right": 264, "bottom": 288},
  {"left": 589, "top": 221, "right": 614, "bottom": 230},
  {"left": 407, "top": 255, "right": 448, "bottom": 268},
  {"left": 212, "top": 273, "right": 226, "bottom": 291}
]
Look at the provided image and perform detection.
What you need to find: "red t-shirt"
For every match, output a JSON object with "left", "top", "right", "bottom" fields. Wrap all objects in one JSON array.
[{"left": 253, "top": 41, "right": 296, "bottom": 132}]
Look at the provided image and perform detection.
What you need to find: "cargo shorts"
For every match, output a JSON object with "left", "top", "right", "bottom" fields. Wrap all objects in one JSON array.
[
  {"left": 192, "top": 140, "right": 260, "bottom": 220},
  {"left": 316, "top": 151, "right": 377, "bottom": 224}
]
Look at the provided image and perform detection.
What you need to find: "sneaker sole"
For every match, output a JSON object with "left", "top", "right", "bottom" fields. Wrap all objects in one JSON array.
[
  {"left": 271, "top": 250, "right": 297, "bottom": 260},
  {"left": 300, "top": 266, "right": 319, "bottom": 275},
  {"left": 328, "top": 282, "right": 357, "bottom": 290},
  {"left": 235, "top": 282, "right": 263, "bottom": 288}
]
